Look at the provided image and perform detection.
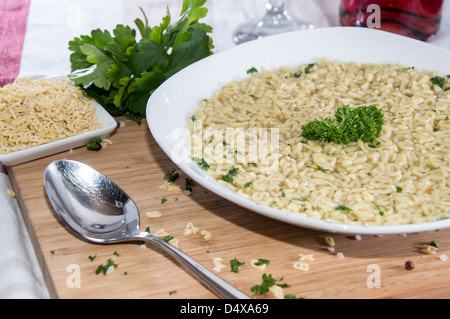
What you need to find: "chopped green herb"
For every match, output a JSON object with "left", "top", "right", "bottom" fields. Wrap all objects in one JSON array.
[
  {"left": 145, "top": 226, "right": 150, "bottom": 233},
  {"left": 193, "top": 157, "right": 210, "bottom": 171},
  {"left": 307, "top": 164, "right": 329, "bottom": 172},
  {"left": 50, "top": 250, "right": 55, "bottom": 255},
  {"left": 185, "top": 178, "right": 194, "bottom": 192},
  {"left": 293, "top": 71, "right": 303, "bottom": 78},
  {"left": 161, "top": 197, "right": 168, "bottom": 204},
  {"left": 247, "top": 67, "right": 258, "bottom": 74},
  {"left": 230, "top": 258, "right": 245, "bottom": 273},
  {"left": 284, "top": 294, "right": 304, "bottom": 299},
  {"left": 95, "top": 258, "right": 118, "bottom": 275},
  {"left": 244, "top": 181, "right": 253, "bottom": 188},
  {"left": 191, "top": 115, "right": 197, "bottom": 121},
  {"left": 430, "top": 240, "right": 440, "bottom": 248},
  {"left": 163, "top": 235, "right": 174, "bottom": 243},
  {"left": 254, "top": 259, "right": 270, "bottom": 266},
  {"left": 248, "top": 162, "right": 257, "bottom": 167},
  {"left": 336, "top": 205, "right": 351, "bottom": 212},
  {"left": 86, "top": 137, "right": 103, "bottom": 151},
  {"left": 304, "top": 63, "right": 316, "bottom": 74},
  {"left": 219, "top": 167, "right": 239, "bottom": 183},
  {"left": 279, "top": 188, "right": 286, "bottom": 197},
  {"left": 88, "top": 254, "right": 96, "bottom": 261},
  {"left": 431, "top": 76, "right": 445, "bottom": 88},
  {"left": 169, "top": 290, "right": 177, "bottom": 295},
  {"left": 250, "top": 273, "right": 288, "bottom": 296},
  {"left": 396, "top": 186, "right": 403, "bottom": 193},
  {"left": 163, "top": 169, "right": 179, "bottom": 182}
]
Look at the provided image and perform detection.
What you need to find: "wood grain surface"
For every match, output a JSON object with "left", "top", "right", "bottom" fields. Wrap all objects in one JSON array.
[{"left": 7, "top": 117, "right": 450, "bottom": 299}]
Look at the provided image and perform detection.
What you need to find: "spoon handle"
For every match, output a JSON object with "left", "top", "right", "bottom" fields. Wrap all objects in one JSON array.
[{"left": 136, "top": 231, "right": 250, "bottom": 299}]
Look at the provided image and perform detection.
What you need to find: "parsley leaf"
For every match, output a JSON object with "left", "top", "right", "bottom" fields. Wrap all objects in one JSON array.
[
  {"left": 192, "top": 157, "right": 210, "bottom": 170},
  {"left": 230, "top": 258, "right": 245, "bottom": 273},
  {"left": 430, "top": 240, "right": 440, "bottom": 248},
  {"left": 95, "top": 258, "right": 118, "bottom": 275},
  {"left": 304, "top": 63, "right": 316, "bottom": 74},
  {"left": 86, "top": 137, "right": 103, "bottom": 151},
  {"left": 307, "top": 164, "right": 329, "bottom": 172},
  {"left": 336, "top": 205, "right": 351, "bottom": 212},
  {"left": 251, "top": 273, "right": 288, "bottom": 296},
  {"left": 219, "top": 167, "right": 239, "bottom": 183},
  {"left": 185, "top": 178, "right": 194, "bottom": 192},
  {"left": 164, "top": 169, "right": 179, "bottom": 182},
  {"left": 254, "top": 259, "right": 270, "bottom": 266},
  {"left": 244, "top": 181, "right": 253, "bottom": 188},
  {"left": 431, "top": 76, "right": 445, "bottom": 88}
]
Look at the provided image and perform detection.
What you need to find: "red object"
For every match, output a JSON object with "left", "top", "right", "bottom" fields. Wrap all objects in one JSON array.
[
  {"left": 0, "top": 0, "right": 31, "bottom": 86},
  {"left": 340, "top": 0, "right": 443, "bottom": 41},
  {"left": 404, "top": 260, "right": 415, "bottom": 270}
]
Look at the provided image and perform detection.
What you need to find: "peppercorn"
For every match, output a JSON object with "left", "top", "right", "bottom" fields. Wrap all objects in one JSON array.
[{"left": 404, "top": 261, "right": 414, "bottom": 270}]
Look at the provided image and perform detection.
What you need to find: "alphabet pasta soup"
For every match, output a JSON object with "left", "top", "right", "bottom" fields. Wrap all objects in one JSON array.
[{"left": 187, "top": 58, "right": 450, "bottom": 226}]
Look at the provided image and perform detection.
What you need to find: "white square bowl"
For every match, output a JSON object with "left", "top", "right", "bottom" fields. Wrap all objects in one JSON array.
[{"left": 0, "top": 76, "right": 118, "bottom": 166}]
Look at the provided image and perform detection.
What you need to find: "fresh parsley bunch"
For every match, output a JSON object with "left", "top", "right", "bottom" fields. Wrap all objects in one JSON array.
[{"left": 68, "top": 0, "right": 214, "bottom": 123}]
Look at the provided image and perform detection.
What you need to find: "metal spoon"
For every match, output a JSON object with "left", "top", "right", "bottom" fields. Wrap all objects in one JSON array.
[{"left": 43, "top": 159, "right": 249, "bottom": 299}]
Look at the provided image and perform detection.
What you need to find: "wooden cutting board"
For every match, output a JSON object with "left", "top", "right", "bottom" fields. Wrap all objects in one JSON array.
[{"left": 7, "top": 117, "right": 450, "bottom": 299}]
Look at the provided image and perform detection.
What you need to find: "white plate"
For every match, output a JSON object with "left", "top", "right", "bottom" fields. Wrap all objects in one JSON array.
[
  {"left": 146, "top": 27, "right": 450, "bottom": 235},
  {"left": 0, "top": 76, "right": 118, "bottom": 166}
]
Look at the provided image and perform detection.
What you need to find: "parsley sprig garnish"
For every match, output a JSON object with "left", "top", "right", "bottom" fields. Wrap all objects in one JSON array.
[{"left": 68, "top": 0, "right": 214, "bottom": 123}]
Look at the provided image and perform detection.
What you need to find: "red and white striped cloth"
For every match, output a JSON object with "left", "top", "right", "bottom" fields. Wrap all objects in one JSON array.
[{"left": 0, "top": 0, "right": 30, "bottom": 86}]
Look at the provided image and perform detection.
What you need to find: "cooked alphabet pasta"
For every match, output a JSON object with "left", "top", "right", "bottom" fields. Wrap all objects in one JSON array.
[
  {"left": 188, "top": 58, "right": 450, "bottom": 226},
  {"left": 0, "top": 77, "right": 101, "bottom": 154}
]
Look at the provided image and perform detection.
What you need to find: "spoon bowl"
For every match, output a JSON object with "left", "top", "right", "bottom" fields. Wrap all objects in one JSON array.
[{"left": 43, "top": 159, "right": 249, "bottom": 299}]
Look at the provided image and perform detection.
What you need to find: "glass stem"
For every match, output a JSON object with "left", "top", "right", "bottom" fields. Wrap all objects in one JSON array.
[{"left": 265, "top": 0, "right": 291, "bottom": 24}]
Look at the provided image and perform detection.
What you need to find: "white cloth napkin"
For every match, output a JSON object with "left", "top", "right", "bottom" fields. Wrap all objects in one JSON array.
[
  {"left": 1, "top": 0, "right": 449, "bottom": 299},
  {"left": 0, "top": 165, "right": 49, "bottom": 298}
]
